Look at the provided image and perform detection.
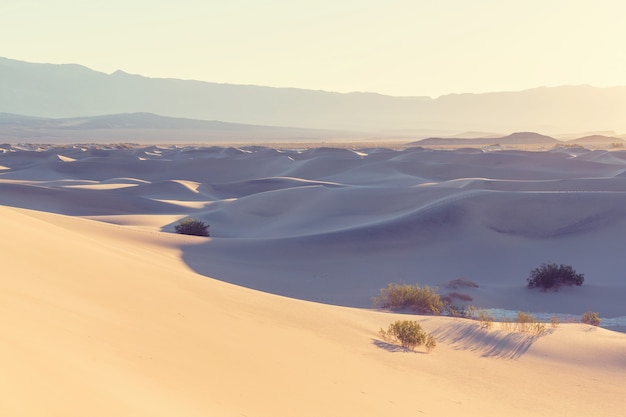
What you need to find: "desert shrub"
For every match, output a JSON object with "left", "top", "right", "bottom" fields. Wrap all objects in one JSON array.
[
  {"left": 504, "top": 311, "right": 547, "bottom": 335},
  {"left": 174, "top": 218, "right": 210, "bottom": 237},
  {"left": 526, "top": 263, "right": 584, "bottom": 291},
  {"left": 550, "top": 315, "right": 560, "bottom": 328},
  {"left": 515, "top": 311, "right": 535, "bottom": 332},
  {"left": 477, "top": 308, "right": 495, "bottom": 330},
  {"left": 425, "top": 334, "right": 437, "bottom": 352},
  {"left": 581, "top": 311, "right": 601, "bottom": 326},
  {"left": 379, "top": 320, "right": 435, "bottom": 351},
  {"left": 465, "top": 305, "right": 477, "bottom": 319},
  {"left": 446, "top": 304, "right": 467, "bottom": 319},
  {"left": 373, "top": 283, "right": 443, "bottom": 314},
  {"left": 445, "top": 278, "right": 479, "bottom": 290}
]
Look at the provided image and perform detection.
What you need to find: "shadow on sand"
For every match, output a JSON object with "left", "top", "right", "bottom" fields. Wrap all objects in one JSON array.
[
  {"left": 430, "top": 321, "right": 550, "bottom": 359},
  {"left": 371, "top": 339, "right": 426, "bottom": 354}
]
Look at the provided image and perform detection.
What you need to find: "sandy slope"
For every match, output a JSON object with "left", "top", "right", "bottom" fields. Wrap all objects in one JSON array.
[
  {"left": 2, "top": 145, "right": 626, "bottom": 316},
  {"left": 1, "top": 205, "right": 625, "bottom": 417},
  {"left": 1, "top": 144, "right": 626, "bottom": 416}
]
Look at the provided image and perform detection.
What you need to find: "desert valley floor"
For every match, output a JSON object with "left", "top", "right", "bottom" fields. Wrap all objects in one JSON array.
[{"left": 1, "top": 143, "right": 625, "bottom": 416}]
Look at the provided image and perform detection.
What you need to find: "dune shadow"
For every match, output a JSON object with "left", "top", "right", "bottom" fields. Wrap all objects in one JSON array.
[
  {"left": 431, "top": 321, "right": 546, "bottom": 359},
  {"left": 371, "top": 338, "right": 424, "bottom": 354}
]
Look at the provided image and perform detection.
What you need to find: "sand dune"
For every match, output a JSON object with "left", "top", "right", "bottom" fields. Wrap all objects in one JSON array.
[{"left": 1, "top": 144, "right": 626, "bottom": 416}]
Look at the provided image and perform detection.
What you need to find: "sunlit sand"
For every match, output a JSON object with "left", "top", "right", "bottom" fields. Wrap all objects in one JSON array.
[{"left": 1, "top": 143, "right": 625, "bottom": 416}]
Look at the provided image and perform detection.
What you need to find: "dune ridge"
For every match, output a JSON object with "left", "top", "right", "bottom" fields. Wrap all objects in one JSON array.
[
  {"left": 2, "top": 144, "right": 626, "bottom": 416},
  {"left": 2, "top": 144, "right": 625, "bottom": 315}
]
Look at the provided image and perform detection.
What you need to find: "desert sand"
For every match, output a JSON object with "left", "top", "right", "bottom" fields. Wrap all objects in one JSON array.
[{"left": 1, "top": 143, "right": 625, "bottom": 416}]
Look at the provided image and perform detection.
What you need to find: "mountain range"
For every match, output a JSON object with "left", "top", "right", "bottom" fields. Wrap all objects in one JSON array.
[
  {"left": 2, "top": 57, "right": 626, "bottom": 137},
  {"left": 0, "top": 112, "right": 354, "bottom": 143}
]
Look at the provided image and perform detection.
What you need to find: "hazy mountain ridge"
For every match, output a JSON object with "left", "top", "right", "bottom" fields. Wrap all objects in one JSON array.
[
  {"left": 0, "top": 112, "right": 359, "bottom": 143},
  {"left": 2, "top": 57, "right": 626, "bottom": 134},
  {"left": 2, "top": 112, "right": 625, "bottom": 146},
  {"left": 411, "top": 131, "right": 626, "bottom": 147}
]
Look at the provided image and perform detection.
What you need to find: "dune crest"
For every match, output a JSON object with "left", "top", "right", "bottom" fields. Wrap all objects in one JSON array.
[{"left": 2, "top": 144, "right": 626, "bottom": 416}]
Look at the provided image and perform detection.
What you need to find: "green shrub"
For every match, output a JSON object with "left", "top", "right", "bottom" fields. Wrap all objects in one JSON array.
[
  {"left": 379, "top": 320, "right": 436, "bottom": 351},
  {"left": 581, "top": 311, "right": 601, "bottom": 326},
  {"left": 527, "top": 263, "right": 584, "bottom": 291},
  {"left": 373, "top": 283, "right": 443, "bottom": 314},
  {"left": 174, "top": 218, "right": 210, "bottom": 237}
]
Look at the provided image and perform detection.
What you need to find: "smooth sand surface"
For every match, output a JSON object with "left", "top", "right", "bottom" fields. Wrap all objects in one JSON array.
[{"left": 1, "top": 144, "right": 625, "bottom": 416}]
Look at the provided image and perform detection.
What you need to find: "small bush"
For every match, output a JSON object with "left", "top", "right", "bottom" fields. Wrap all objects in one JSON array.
[
  {"left": 550, "top": 315, "right": 560, "bottom": 328},
  {"left": 500, "top": 312, "right": 547, "bottom": 335},
  {"left": 527, "top": 263, "right": 584, "bottom": 291},
  {"left": 379, "top": 320, "right": 436, "bottom": 351},
  {"left": 174, "top": 218, "right": 210, "bottom": 237},
  {"left": 373, "top": 283, "right": 443, "bottom": 314},
  {"left": 581, "top": 311, "right": 601, "bottom": 326},
  {"left": 446, "top": 304, "right": 467, "bottom": 319},
  {"left": 515, "top": 311, "right": 535, "bottom": 332},
  {"left": 425, "top": 334, "right": 437, "bottom": 352},
  {"left": 477, "top": 308, "right": 495, "bottom": 330},
  {"left": 465, "top": 305, "right": 477, "bottom": 319}
]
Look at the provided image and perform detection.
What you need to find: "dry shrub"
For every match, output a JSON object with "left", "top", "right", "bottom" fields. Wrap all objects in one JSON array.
[
  {"left": 499, "top": 312, "right": 547, "bottom": 336},
  {"left": 478, "top": 308, "right": 495, "bottom": 330},
  {"left": 373, "top": 283, "right": 443, "bottom": 315},
  {"left": 379, "top": 320, "right": 436, "bottom": 352},
  {"left": 425, "top": 334, "right": 437, "bottom": 352},
  {"left": 581, "top": 311, "right": 601, "bottom": 326},
  {"left": 550, "top": 316, "right": 560, "bottom": 328}
]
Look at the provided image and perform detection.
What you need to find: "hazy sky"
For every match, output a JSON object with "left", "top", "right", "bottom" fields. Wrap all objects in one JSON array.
[{"left": 2, "top": 0, "right": 626, "bottom": 97}]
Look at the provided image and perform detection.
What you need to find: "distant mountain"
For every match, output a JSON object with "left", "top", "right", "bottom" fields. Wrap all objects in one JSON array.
[
  {"left": 565, "top": 134, "right": 625, "bottom": 145},
  {"left": 0, "top": 112, "right": 356, "bottom": 143},
  {"left": 495, "top": 132, "right": 558, "bottom": 144},
  {"left": 409, "top": 132, "right": 559, "bottom": 147},
  {"left": 2, "top": 57, "right": 626, "bottom": 134}
]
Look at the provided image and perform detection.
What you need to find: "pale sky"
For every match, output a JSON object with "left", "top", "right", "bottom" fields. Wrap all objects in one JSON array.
[{"left": 2, "top": 0, "right": 626, "bottom": 97}]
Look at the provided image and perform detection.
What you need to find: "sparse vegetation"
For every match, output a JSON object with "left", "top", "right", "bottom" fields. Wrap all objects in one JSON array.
[
  {"left": 581, "top": 311, "right": 601, "bottom": 326},
  {"left": 526, "top": 262, "right": 584, "bottom": 291},
  {"left": 379, "top": 320, "right": 436, "bottom": 352},
  {"left": 550, "top": 315, "right": 560, "bottom": 328},
  {"left": 477, "top": 308, "right": 495, "bottom": 330},
  {"left": 446, "top": 304, "right": 467, "bottom": 319},
  {"left": 174, "top": 218, "right": 210, "bottom": 237},
  {"left": 372, "top": 283, "right": 443, "bottom": 314},
  {"left": 513, "top": 311, "right": 547, "bottom": 335},
  {"left": 499, "top": 312, "right": 546, "bottom": 335},
  {"left": 442, "top": 279, "right": 478, "bottom": 317}
]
